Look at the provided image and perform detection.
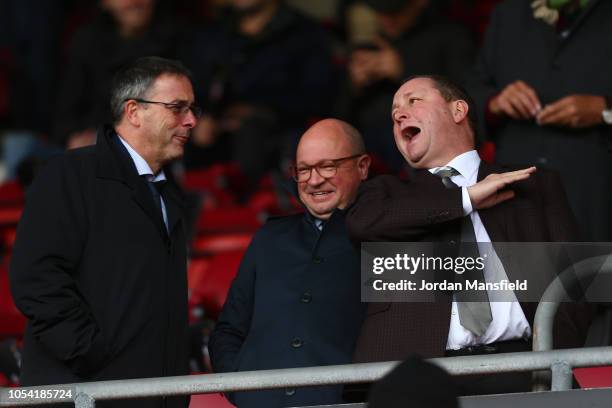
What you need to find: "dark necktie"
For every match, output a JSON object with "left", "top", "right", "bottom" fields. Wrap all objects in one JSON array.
[
  {"left": 434, "top": 167, "right": 492, "bottom": 336},
  {"left": 144, "top": 177, "right": 168, "bottom": 232}
]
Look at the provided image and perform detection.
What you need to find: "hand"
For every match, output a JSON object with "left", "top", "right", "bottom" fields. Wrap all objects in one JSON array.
[
  {"left": 349, "top": 37, "right": 403, "bottom": 88},
  {"left": 467, "top": 167, "right": 536, "bottom": 209},
  {"left": 489, "top": 80, "right": 542, "bottom": 120},
  {"left": 370, "top": 37, "right": 403, "bottom": 81},
  {"left": 536, "top": 94, "right": 606, "bottom": 128},
  {"left": 66, "top": 129, "right": 97, "bottom": 150}
]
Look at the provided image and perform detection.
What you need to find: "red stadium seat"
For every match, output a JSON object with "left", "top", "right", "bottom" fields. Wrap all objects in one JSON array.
[
  {"left": 0, "top": 207, "right": 22, "bottom": 227},
  {"left": 188, "top": 252, "right": 244, "bottom": 319},
  {"left": 183, "top": 164, "right": 247, "bottom": 207},
  {"left": 0, "top": 265, "right": 26, "bottom": 336},
  {"left": 574, "top": 366, "right": 612, "bottom": 388},
  {"left": 192, "top": 233, "right": 253, "bottom": 255},
  {"left": 0, "top": 182, "right": 24, "bottom": 206},
  {"left": 189, "top": 392, "right": 235, "bottom": 408},
  {"left": 196, "top": 207, "right": 265, "bottom": 234}
]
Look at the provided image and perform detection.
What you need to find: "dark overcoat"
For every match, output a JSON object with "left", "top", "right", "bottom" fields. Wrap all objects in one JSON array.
[
  {"left": 10, "top": 125, "right": 189, "bottom": 408},
  {"left": 208, "top": 210, "right": 366, "bottom": 408}
]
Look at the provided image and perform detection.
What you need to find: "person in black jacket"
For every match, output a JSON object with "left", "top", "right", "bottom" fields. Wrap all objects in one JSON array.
[
  {"left": 10, "top": 56, "right": 198, "bottom": 408},
  {"left": 186, "top": 0, "right": 336, "bottom": 192},
  {"left": 338, "top": 0, "right": 475, "bottom": 170},
  {"left": 54, "top": 0, "right": 187, "bottom": 149},
  {"left": 465, "top": 0, "right": 612, "bottom": 241},
  {"left": 208, "top": 118, "right": 371, "bottom": 408}
]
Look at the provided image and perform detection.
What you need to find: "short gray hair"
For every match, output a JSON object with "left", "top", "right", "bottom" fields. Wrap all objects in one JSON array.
[{"left": 109, "top": 56, "right": 193, "bottom": 124}]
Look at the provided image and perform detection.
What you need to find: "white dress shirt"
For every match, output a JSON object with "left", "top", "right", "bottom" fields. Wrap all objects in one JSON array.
[
  {"left": 430, "top": 150, "right": 531, "bottom": 350},
  {"left": 117, "top": 135, "right": 168, "bottom": 229}
]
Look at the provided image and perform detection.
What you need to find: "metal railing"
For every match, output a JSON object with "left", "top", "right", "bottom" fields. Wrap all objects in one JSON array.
[
  {"left": 532, "top": 253, "right": 612, "bottom": 390},
  {"left": 2, "top": 253, "right": 612, "bottom": 407},
  {"left": 1, "top": 346, "right": 612, "bottom": 407}
]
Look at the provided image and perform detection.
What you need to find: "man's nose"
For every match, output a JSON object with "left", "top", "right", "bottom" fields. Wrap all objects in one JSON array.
[
  {"left": 183, "top": 110, "right": 197, "bottom": 128},
  {"left": 308, "top": 168, "right": 325, "bottom": 185},
  {"left": 394, "top": 109, "right": 410, "bottom": 122}
]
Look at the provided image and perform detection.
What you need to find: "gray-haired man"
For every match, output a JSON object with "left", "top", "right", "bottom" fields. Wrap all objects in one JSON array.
[{"left": 10, "top": 56, "right": 199, "bottom": 408}]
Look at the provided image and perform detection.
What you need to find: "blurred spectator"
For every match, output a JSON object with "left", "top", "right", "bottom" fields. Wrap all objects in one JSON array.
[
  {"left": 336, "top": 0, "right": 475, "bottom": 171},
  {"left": 54, "top": 0, "right": 189, "bottom": 150},
  {"left": 444, "top": 0, "right": 502, "bottom": 44},
  {"left": 367, "top": 356, "right": 458, "bottom": 408},
  {"left": 186, "top": 0, "right": 336, "bottom": 194},
  {"left": 0, "top": 0, "right": 66, "bottom": 180},
  {"left": 466, "top": 0, "right": 612, "bottom": 241}
]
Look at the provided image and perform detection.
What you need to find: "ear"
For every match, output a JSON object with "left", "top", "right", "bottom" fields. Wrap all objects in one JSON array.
[
  {"left": 452, "top": 99, "right": 469, "bottom": 124},
  {"left": 357, "top": 154, "right": 372, "bottom": 180},
  {"left": 123, "top": 100, "right": 142, "bottom": 127}
]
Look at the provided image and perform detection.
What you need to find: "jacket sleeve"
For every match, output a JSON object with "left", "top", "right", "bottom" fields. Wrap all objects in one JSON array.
[
  {"left": 208, "top": 238, "right": 257, "bottom": 373},
  {"left": 540, "top": 170, "right": 580, "bottom": 242},
  {"left": 9, "top": 157, "right": 108, "bottom": 376},
  {"left": 346, "top": 175, "right": 464, "bottom": 243},
  {"left": 541, "top": 170, "right": 595, "bottom": 347}
]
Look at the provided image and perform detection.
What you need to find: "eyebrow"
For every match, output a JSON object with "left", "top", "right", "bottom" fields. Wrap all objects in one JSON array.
[{"left": 392, "top": 91, "right": 416, "bottom": 109}]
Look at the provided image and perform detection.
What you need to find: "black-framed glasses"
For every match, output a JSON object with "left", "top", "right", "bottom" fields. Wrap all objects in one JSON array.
[
  {"left": 292, "top": 154, "right": 364, "bottom": 182},
  {"left": 127, "top": 98, "right": 203, "bottom": 118}
]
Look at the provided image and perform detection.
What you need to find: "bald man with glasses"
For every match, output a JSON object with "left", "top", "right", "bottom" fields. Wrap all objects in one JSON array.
[{"left": 209, "top": 118, "right": 371, "bottom": 408}]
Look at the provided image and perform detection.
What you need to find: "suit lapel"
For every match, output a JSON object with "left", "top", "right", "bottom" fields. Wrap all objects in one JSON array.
[
  {"left": 162, "top": 179, "right": 185, "bottom": 236},
  {"left": 553, "top": 0, "right": 600, "bottom": 55},
  {"left": 95, "top": 126, "right": 171, "bottom": 241}
]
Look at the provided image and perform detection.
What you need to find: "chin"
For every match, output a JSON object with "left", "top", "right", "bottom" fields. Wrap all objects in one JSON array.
[{"left": 307, "top": 204, "right": 334, "bottom": 219}]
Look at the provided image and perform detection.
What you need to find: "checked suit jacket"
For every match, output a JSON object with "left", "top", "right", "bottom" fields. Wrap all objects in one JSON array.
[{"left": 346, "top": 161, "right": 593, "bottom": 362}]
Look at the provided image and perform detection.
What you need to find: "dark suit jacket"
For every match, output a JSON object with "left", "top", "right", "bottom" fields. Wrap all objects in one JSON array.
[
  {"left": 209, "top": 210, "right": 366, "bottom": 408},
  {"left": 10, "top": 125, "right": 189, "bottom": 408},
  {"left": 346, "top": 162, "right": 591, "bottom": 362}
]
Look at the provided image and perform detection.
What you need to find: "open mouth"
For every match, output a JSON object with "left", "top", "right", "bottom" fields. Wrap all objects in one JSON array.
[{"left": 403, "top": 126, "right": 421, "bottom": 139}]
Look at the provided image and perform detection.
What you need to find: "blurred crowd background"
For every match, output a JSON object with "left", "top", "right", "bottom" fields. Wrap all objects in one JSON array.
[
  {"left": 0, "top": 0, "right": 496, "bottom": 185},
  {"left": 2, "top": 0, "right": 612, "bottom": 393}
]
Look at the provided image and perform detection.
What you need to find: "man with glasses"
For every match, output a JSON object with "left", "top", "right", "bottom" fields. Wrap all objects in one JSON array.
[
  {"left": 10, "top": 56, "right": 196, "bottom": 408},
  {"left": 209, "top": 118, "right": 371, "bottom": 408}
]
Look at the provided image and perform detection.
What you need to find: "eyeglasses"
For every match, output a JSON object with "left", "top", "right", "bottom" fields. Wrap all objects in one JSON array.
[
  {"left": 127, "top": 98, "right": 203, "bottom": 118},
  {"left": 292, "top": 154, "right": 363, "bottom": 182}
]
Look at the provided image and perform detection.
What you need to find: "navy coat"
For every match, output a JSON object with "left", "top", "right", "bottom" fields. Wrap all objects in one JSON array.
[{"left": 209, "top": 209, "right": 366, "bottom": 408}]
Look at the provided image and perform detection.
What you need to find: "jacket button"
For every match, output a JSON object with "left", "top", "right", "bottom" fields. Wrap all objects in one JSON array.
[
  {"left": 312, "top": 256, "right": 323, "bottom": 263},
  {"left": 449, "top": 240, "right": 456, "bottom": 246},
  {"left": 285, "top": 388, "right": 295, "bottom": 396},
  {"left": 300, "top": 292, "right": 312, "bottom": 303},
  {"left": 291, "top": 338, "right": 303, "bottom": 348}
]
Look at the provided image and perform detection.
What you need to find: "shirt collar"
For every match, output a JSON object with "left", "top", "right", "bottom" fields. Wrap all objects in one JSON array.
[
  {"left": 429, "top": 150, "right": 480, "bottom": 185},
  {"left": 117, "top": 134, "right": 166, "bottom": 183}
]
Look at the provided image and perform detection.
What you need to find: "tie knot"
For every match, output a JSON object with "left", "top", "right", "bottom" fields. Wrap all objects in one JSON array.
[
  {"left": 434, "top": 166, "right": 460, "bottom": 179},
  {"left": 152, "top": 180, "right": 166, "bottom": 192},
  {"left": 433, "top": 166, "right": 460, "bottom": 189},
  {"left": 142, "top": 175, "right": 166, "bottom": 192}
]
